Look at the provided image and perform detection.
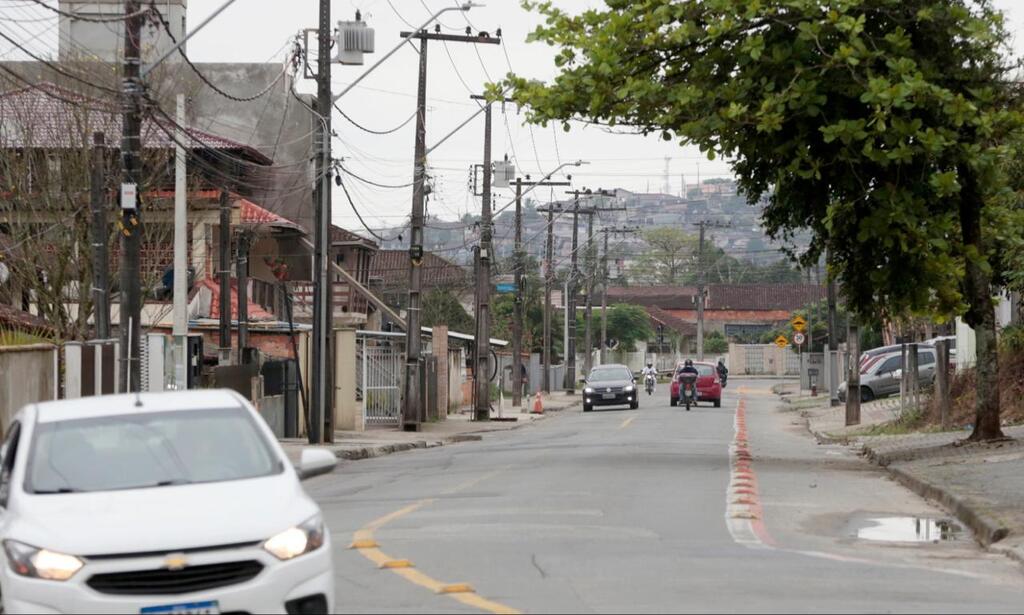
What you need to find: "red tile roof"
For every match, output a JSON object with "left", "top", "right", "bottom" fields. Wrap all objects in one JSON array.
[
  {"left": 0, "top": 83, "right": 271, "bottom": 164},
  {"left": 239, "top": 199, "right": 302, "bottom": 231},
  {"left": 197, "top": 278, "right": 275, "bottom": 322},
  {"left": 644, "top": 305, "right": 697, "bottom": 336},
  {"left": 609, "top": 284, "right": 825, "bottom": 312},
  {"left": 369, "top": 250, "right": 467, "bottom": 289},
  {"left": 330, "top": 225, "right": 378, "bottom": 249}
]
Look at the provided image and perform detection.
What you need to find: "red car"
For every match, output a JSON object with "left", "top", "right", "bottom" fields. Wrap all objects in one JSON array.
[{"left": 670, "top": 362, "right": 723, "bottom": 408}]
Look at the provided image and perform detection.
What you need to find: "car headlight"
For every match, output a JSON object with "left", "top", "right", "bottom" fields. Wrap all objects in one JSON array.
[
  {"left": 263, "top": 514, "right": 325, "bottom": 561},
  {"left": 625, "top": 385, "right": 635, "bottom": 392},
  {"left": 584, "top": 387, "right": 594, "bottom": 394},
  {"left": 3, "top": 540, "right": 83, "bottom": 581}
]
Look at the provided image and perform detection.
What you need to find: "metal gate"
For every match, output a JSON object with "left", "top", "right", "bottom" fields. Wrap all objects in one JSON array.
[
  {"left": 744, "top": 346, "right": 765, "bottom": 374},
  {"left": 359, "top": 340, "right": 404, "bottom": 426}
]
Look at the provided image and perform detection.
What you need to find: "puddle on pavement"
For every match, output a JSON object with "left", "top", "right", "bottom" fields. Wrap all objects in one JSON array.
[{"left": 854, "top": 517, "right": 963, "bottom": 543}]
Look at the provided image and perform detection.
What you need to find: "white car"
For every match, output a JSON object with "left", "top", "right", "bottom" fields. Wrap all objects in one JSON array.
[{"left": 0, "top": 390, "right": 337, "bottom": 614}]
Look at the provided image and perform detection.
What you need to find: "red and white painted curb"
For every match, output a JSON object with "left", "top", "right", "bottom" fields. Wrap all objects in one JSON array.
[{"left": 725, "top": 395, "right": 775, "bottom": 549}]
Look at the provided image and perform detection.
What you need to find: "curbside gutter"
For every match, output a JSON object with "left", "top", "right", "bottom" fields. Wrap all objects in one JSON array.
[
  {"left": 788, "top": 391, "right": 1024, "bottom": 568},
  {"left": 883, "top": 463, "right": 1010, "bottom": 547}
]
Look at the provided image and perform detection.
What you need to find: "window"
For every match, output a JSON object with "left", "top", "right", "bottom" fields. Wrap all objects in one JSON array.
[
  {"left": 0, "top": 421, "right": 22, "bottom": 508},
  {"left": 876, "top": 356, "right": 901, "bottom": 374},
  {"left": 25, "top": 408, "right": 282, "bottom": 495},
  {"left": 918, "top": 351, "right": 935, "bottom": 366}
]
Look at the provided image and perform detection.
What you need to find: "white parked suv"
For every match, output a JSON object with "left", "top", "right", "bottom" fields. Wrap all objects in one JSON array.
[{"left": 0, "top": 390, "right": 337, "bottom": 614}]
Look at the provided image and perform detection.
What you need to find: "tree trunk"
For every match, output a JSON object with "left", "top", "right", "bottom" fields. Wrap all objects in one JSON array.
[{"left": 958, "top": 163, "right": 1004, "bottom": 442}]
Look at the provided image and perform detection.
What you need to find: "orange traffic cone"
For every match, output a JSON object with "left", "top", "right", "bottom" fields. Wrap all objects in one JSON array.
[{"left": 531, "top": 392, "right": 544, "bottom": 414}]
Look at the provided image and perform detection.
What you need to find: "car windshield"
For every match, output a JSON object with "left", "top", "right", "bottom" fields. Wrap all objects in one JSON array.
[
  {"left": 26, "top": 407, "right": 282, "bottom": 494},
  {"left": 589, "top": 366, "right": 631, "bottom": 382}
]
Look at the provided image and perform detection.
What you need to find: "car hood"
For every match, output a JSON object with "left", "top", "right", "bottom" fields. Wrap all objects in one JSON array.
[{"left": 11, "top": 472, "right": 318, "bottom": 557}]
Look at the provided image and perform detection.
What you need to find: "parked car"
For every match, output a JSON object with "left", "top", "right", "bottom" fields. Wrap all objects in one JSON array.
[
  {"left": 670, "top": 362, "right": 722, "bottom": 408},
  {"left": 583, "top": 364, "right": 639, "bottom": 412},
  {"left": 839, "top": 347, "right": 937, "bottom": 402},
  {"left": 0, "top": 390, "right": 337, "bottom": 615}
]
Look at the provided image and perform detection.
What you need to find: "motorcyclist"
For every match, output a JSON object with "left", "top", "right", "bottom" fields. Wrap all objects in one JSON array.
[
  {"left": 641, "top": 362, "right": 658, "bottom": 392},
  {"left": 678, "top": 359, "right": 700, "bottom": 397},
  {"left": 716, "top": 359, "right": 729, "bottom": 386}
]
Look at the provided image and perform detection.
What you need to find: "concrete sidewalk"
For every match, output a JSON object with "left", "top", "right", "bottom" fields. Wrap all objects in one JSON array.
[
  {"left": 792, "top": 395, "right": 1024, "bottom": 567},
  {"left": 281, "top": 391, "right": 580, "bottom": 463}
]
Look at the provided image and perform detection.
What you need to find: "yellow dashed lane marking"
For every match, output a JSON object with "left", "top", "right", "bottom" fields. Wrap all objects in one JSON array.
[
  {"left": 351, "top": 468, "right": 520, "bottom": 614},
  {"left": 619, "top": 416, "right": 637, "bottom": 430}
]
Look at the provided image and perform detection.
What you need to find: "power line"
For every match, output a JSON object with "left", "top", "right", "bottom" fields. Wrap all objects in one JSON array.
[
  {"left": 156, "top": 12, "right": 295, "bottom": 103},
  {"left": 335, "top": 104, "right": 417, "bottom": 135},
  {"left": 339, "top": 165, "right": 414, "bottom": 189}
]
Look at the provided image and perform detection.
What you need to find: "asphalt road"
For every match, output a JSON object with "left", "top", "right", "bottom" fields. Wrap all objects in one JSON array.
[{"left": 306, "top": 380, "right": 1024, "bottom": 613}]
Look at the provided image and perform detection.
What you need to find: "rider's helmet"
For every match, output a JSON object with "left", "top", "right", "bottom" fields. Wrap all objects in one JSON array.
[
  {"left": 684, "top": 359, "right": 694, "bottom": 367},
  {"left": 646, "top": 361, "right": 653, "bottom": 368}
]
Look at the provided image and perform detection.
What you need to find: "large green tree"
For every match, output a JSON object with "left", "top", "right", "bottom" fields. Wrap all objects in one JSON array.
[
  {"left": 631, "top": 227, "right": 698, "bottom": 285},
  {"left": 506, "top": 0, "right": 1023, "bottom": 441}
]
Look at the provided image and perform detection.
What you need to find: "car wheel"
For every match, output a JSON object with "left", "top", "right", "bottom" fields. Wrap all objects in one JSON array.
[
  {"left": 861, "top": 386, "right": 875, "bottom": 403},
  {"left": 714, "top": 398, "right": 721, "bottom": 408},
  {"left": 670, "top": 397, "right": 677, "bottom": 407},
  {"left": 583, "top": 404, "right": 593, "bottom": 413},
  {"left": 630, "top": 401, "right": 639, "bottom": 410}
]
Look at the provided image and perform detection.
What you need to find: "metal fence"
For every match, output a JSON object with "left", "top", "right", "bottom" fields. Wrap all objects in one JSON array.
[{"left": 358, "top": 334, "right": 405, "bottom": 426}]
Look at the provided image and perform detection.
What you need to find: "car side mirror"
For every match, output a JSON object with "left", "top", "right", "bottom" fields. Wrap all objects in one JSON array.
[{"left": 296, "top": 448, "right": 337, "bottom": 481}]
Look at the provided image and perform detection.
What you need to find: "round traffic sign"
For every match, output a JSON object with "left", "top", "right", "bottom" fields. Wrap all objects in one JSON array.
[{"left": 793, "top": 332, "right": 806, "bottom": 346}]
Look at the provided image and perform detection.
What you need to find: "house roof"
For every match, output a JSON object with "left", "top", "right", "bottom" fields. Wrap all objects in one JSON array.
[
  {"left": 0, "top": 83, "right": 272, "bottom": 165},
  {"left": 369, "top": 250, "right": 467, "bottom": 289},
  {"left": 195, "top": 278, "right": 275, "bottom": 322},
  {"left": 239, "top": 199, "right": 303, "bottom": 232},
  {"left": 0, "top": 303, "right": 55, "bottom": 337},
  {"left": 608, "top": 283, "right": 825, "bottom": 312},
  {"left": 607, "top": 286, "right": 699, "bottom": 310},
  {"left": 705, "top": 284, "right": 825, "bottom": 311},
  {"left": 330, "top": 225, "right": 378, "bottom": 250},
  {"left": 644, "top": 305, "right": 697, "bottom": 336}
]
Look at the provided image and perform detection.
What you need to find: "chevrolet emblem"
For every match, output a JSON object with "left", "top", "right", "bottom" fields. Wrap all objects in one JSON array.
[
  {"left": 606, "top": 388, "right": 611, "bottom": 393},
  {"left": 164, "top": 553, "right": 188, "bottom": 571}
]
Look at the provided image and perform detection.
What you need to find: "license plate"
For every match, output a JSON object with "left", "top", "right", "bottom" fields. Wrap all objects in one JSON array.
[
  {"left": 602, "top": 393, "right": 616, "bottom": 400},
  {"left": 141, "top": 601, "right": 220, "bottom": 615}
]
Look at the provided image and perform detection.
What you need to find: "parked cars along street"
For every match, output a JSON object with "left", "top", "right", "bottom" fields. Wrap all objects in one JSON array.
[
  {"left": 0, "top": 390, "right": 337, "bottom": 614},
  {"left": 840, "top": 347, "right": 938, "bottom": 402}
]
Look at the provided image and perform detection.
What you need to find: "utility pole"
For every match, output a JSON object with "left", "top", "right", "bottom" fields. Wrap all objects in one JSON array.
[
  {"left": 827, "top": 253, "right": 840, "bottom": 407},
  {"left": 236, "top": 231, "right": 250, "bottom": 362},
  {"left": 540, "top": 201, "right": 565, "bottom": 392},
  {"left": 401, "top": 29, "right": 500, "bottom": 429},
  {"left": 565, "top": 193, "right": 581, "bottom": 394},
  {"left": 91, "top": 132, "right": 109, "bottom": 340},
  {"left": 474, "top": 98, "right": 494, "bottom": 422},
  {"left": 119, "top": 0, "right": 144, "bottom": 393},
  {"left": 218, "top": 190, "right": 231, "bottom": 360},
  {"left": 172, "top": 94, "right": 188, "bottom": 389},
  {"left": 598, "top": 226, "right": 639, "bottom": 363},
  {"left": 693, "top": 220, "right": 729, "bottom": 361},
  {"left": 512, "top": 179, "right": 570, "bottom": 406},
  {"left": 581, "top": 189, "right": 618, "bottom": 376},
  {"left": 309, "top": 0, "right": 333, "bottom": 444},
  {"left": 562, "top": 189, "right": 623, "bottom": 390}
]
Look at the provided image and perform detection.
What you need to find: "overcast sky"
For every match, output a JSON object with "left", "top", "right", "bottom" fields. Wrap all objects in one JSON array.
[{"left": 3, "top": 0, "right": 1024, "bottom": 234}]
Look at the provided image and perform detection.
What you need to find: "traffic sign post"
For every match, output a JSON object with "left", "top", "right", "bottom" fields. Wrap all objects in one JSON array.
[
  {"left": 774, "top": 335, "right": 789, "bottom": 349},
  {"left": 793, "top": 332, "right": 806, "bottom": 346},
  {"left": 791, "top": 315, "right": 807, "bottom": 332}
]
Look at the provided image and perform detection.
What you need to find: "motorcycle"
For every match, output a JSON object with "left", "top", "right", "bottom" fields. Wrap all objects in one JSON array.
[
  {"left": 679, "top": 372, "right": 698, "bottom": 411},
  {"left": 644, "top": 373, "right": 656, "bottom": 395}
]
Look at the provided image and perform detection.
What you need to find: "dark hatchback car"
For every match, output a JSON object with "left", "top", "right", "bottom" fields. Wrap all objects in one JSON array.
[{"left": 583, "top": 364, "right": 639, "bottom": 412}]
